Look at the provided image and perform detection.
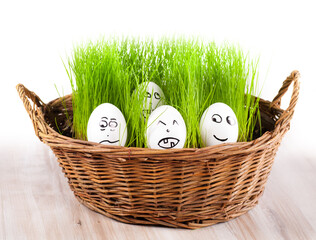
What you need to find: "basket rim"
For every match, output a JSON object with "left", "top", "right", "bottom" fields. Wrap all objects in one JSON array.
[
  {"left": 16, "top": 70, "right": 300, "bottom": 156},
  {"left": 41, "top": 96, "right": 277, "bottom": 157}
]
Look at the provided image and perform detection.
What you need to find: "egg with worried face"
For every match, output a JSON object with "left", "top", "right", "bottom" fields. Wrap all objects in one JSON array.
[
  {"left": 138, "top": 81, "right": 165, "bottom": 119},
  {"left": 87, "top": 103, "right": 127, "bottom": 146},
  {"left": 200, "top": 102, "right": 238, "bottom": 146},
  {"left": 146, "top": 105, "right": 186, "bottom": 149}
]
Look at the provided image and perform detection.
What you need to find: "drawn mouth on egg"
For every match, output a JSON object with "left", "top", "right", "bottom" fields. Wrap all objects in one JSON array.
[
  {"left": 142, "top": 109, "right": 152, "bottom": 118},
  {"left": 99, "top": 139, "right": 119, "bottom": 144},
  {"left": 213, "top": 135, "right": 228, "bottom": 142},
  {"left": 158, "top": 137, "right": 180, "bottom": 149}
]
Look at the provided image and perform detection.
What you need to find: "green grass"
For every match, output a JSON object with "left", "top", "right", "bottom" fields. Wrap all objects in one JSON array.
[{"left": 65, "top": 37, "right": 261, "bottom": 148}]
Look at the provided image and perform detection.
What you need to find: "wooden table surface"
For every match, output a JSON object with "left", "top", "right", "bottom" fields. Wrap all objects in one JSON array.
[{"left": 1, "top": 132, "right": 315, "bottom": 240}]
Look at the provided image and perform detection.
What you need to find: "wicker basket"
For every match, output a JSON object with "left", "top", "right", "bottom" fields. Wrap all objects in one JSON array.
[{"left": 17, "top": 71, "right": 300, "bottom": 229}]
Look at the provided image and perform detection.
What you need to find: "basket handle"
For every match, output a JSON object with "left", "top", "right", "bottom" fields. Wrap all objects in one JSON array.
[
  {"left": 270, "top": 70, "right": 300, "bottom": 130},
  {"left": 16, "top": 84, "right": 49, "bottom": 141}
]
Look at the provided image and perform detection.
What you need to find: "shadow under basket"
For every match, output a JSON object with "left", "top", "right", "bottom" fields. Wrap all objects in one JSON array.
[{"left": 17, "top": 71, "right": 300, "bottom": 229}]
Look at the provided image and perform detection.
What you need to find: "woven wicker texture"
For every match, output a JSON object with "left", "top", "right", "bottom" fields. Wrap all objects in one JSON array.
[{"left": 17, "top": 71, "right": 300, "bottom": 229}]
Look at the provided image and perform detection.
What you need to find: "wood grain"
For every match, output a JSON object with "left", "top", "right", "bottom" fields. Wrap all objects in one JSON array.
[{"left": 1, "top": 135, "right": 315, "bottom": 240}]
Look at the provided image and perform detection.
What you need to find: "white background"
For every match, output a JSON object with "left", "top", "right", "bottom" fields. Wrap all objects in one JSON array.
[{"left": 1, "top": 0, "right": 315, "bottom": 154}]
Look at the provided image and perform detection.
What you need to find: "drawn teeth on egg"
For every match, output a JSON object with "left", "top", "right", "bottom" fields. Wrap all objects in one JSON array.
[{"left": 158, "top": 137, "right": 180, "bottom": 149}]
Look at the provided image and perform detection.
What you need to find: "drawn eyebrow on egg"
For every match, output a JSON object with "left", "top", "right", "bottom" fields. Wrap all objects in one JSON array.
[
  {"left": 110, "top": 118, "right": 117, "bottom": 121},
  {"left": 101, "top": 117, "right": 108, "bottom": 120},
  {"left": 158, "top": 120, "right": 166, "bottom": 125}
]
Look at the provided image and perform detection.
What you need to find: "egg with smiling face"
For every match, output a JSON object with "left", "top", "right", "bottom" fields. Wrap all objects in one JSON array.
[
  {"left": 138, "top": 81, "right": 165, "bottom": 119},
  {"left": 146, "top": 105, "right": 186, "bottom": 149},
  {"left": 87, "top": 103, "right": 127, "bottom": 146},
  {"left": 200, "top": 102, "right": 238, "bottom": 146}
]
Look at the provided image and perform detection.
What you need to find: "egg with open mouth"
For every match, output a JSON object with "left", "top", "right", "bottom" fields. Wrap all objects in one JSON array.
[
  {"left": 200, "top": 102, "right": 238, "bottom": 146},
  {"left": 146, "top": 105, "right": 186, "bottom": 149},
  {"left": 87, "top": 103, "right": 127, "bottom": 146}
]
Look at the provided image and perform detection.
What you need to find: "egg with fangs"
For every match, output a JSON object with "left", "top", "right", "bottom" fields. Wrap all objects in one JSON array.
[
  {"left": 87, "top": 103, "right": 127, "bottom": 146},
  {"left": 137, "top": 81, "right": 165, "bottom": 119},
  {"left": 146, "top": 105, "right": 186, "bottom": 149},
  {"left": 200, "top": 102, "right": 238, "bottom": 146}
]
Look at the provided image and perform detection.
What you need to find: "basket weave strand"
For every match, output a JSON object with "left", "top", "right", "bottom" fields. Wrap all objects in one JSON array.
[{"left": 16, "top": 70, "right": 300, "bottom": 229}]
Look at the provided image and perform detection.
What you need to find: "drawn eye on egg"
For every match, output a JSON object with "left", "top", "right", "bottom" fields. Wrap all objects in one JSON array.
[
  {"left": 99, "top": 117, "right": 118, "bottom": 130},
  {"left": 212, "top": 114, "right": 222, "bottom": 123},
  {"left": 146, "top": 105, "right": 186, "bottom": 149},
  {"left": 108, "top": 118, "right": 118, "bottom": 130},
  {"left": 99, "top": 117, "right": 108, "bottom": 130},
  {"left": 158, "top": 120, "right": 166, "bottom": 126},
  {"left": 200, "top": 103, "right": 238, "bottom": 146},
  {"left": 154, "top": 92, "right": 161, "bottom": 100},
  {"left": 226, "top": 116, "right": 236, "bottom": 126}
]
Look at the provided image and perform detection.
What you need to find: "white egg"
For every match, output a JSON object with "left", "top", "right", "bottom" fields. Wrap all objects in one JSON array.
[
  {"left": 138, "top": 81, "right": 165, "bottom": 119},
  {"left": 87, "top": 103, "right": 127, "bottom": 146},
  {"left": 146, "top": 105, "right": 186, "bottom": 149},
  {"left": 200, "top": 102, "right": 238, "bottom": 146}
]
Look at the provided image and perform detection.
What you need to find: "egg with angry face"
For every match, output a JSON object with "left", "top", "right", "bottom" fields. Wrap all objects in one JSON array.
[
  {"left": 146, "top": 105, "right": 186, "bottom": 149},
  {"left": 200, "top": 102, "right": 238, "bottom": 146},
  {"left": 87, "top": 103, "right": 127, "bottom": 146}
]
